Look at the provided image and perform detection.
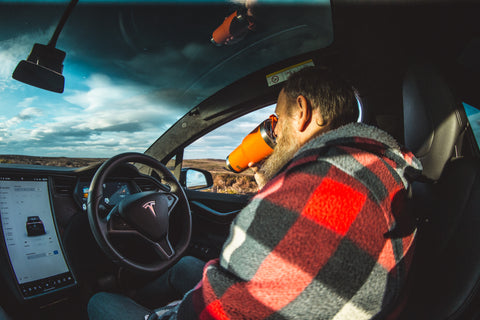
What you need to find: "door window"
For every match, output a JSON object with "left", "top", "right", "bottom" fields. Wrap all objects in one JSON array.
[
  {"left": 184, "top": 105, "right": 276, "bottom": 195},
  {"left": 463, "top": 102, "right": 480, "bottom": 149}
]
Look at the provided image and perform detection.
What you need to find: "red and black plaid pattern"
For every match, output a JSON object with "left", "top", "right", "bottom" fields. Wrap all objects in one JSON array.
[{"left": 176, "top": 123, "right": 421, "bottom": 320}]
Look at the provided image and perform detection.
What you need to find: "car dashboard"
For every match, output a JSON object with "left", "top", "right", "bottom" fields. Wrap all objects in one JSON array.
[
  {"left": 74, "top": 180, "right": 132, "bottom": 212},
  {"left": 0, "top": 162, "right": 163, "bottom": 307}
]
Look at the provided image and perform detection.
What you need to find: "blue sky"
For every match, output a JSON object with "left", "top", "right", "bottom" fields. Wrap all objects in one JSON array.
[
  {"left": 185, "top": 105, "right": 275, "bottom": 160},
  {"left": 463, "top": 102, "right": 480, "bottom": 147},
  {"left": 0, "top": 58, "right": 186, "bottom": 158},
  {"left": 0, "top": 0, "right": 332, "bottom": 160},
  {"left": 0, "top": 23, "right": 275, "bottom": 159},
  {"left": 0, "top": 12, "right": 225, "bottom": 159}
]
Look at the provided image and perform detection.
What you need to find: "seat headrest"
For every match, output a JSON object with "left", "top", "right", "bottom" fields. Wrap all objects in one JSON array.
[{"left": 403, "top": 64, "right": 467, "bottom": 181}]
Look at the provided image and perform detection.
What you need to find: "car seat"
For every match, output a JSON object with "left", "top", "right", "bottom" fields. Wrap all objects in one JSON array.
[{"left": 395, "top": 63, "right": 480, "bottom": 319}]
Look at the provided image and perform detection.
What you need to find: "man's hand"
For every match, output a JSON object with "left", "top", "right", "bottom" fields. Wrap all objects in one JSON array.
[{"left": 248, "top": 161, "right": 267, "bottom": 190}]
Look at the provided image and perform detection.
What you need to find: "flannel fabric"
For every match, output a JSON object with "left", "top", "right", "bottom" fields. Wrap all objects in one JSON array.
[{"left": 161, "top": 122, "right": 422, "bottom": 320}]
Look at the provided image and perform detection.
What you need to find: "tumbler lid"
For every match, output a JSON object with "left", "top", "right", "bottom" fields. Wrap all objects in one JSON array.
[{"left": 259, "top": 114, "right": 277, "bottom": 149}]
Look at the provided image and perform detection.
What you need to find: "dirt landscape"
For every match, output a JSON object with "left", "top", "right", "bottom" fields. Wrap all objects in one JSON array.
[
  {"left": 0, "top": 155, "right": 258, "bottom": 194},
  {"left": 0, "top": 154, "right": 107, "bottom": 167},
  {"left": 183, "top": 159, "right": 258, "bottom": 194}
]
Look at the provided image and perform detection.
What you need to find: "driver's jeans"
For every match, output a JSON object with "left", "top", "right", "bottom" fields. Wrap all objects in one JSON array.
[{"left": 87, "top": 256, "right": 205, "bottom": 320}]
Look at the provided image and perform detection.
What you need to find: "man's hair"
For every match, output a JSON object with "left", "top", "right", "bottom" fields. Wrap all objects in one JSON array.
[{"left": 282, "top": 67, "right": 359, "bottom": 129}]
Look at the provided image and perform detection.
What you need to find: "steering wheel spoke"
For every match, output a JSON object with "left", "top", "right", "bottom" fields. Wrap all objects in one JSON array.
[
  {"left": 164, "top": 192, "right": 179, "bottom": 216},
  {"left": 141, "top": 235, "right": 176, "bottom": 260},
  {"left": 107, "top": 211, "right": 138, "bottom": 235}
]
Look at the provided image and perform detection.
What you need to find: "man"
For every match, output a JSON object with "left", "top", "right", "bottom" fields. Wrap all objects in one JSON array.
[{"left": 88, "top": 67, "right": 421, "bottom": 319}]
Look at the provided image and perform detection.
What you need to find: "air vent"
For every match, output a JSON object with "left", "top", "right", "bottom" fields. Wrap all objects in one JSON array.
[{"left": 53, "top": 176, "right": 76, "bottom": 196}]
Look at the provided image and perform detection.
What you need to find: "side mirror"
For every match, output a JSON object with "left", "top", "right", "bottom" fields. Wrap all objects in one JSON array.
[{"left": 180, "top": 168, "right": 214, "bottom": 190}]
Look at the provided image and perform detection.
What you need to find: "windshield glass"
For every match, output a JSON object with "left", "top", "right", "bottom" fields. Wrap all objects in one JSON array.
[{"left": 0, "top": 0, "right": 333, "bottom": 166}]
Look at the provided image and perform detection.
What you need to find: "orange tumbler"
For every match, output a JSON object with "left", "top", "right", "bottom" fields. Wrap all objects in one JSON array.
[{"left": 226, "top": 114, "right": 277, "bottom": 173}]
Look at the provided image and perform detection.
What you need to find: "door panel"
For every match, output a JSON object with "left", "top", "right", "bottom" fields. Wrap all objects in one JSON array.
[{"left": 184, "top": 189, "right": 251, "bottom": 261}]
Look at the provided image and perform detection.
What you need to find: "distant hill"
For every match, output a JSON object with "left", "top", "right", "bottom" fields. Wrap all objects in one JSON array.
[
  {"left": 182, "top": 158, "right": 254, "bottom": 176},
  {"left": 0, "top": 155, "right": 257, "bottom": 194},
  {"left": 0, "top": 155, "right": 106, "bottom": 168},
  {"left": 0, "top": 155, "right": 254, "bottom": 175}
]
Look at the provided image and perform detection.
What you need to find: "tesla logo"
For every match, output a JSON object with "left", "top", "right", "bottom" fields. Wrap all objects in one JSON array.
[{"left": 142, "top": 201, "right": 156, "bottom": 217}]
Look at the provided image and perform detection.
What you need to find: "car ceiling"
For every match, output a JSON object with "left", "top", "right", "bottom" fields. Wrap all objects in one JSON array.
[
  {"left": 331, "top": 1, "right": 479, "bottom": 112},
  {"left": 321, "top": 0, "right": 478, "bottom": 139}
]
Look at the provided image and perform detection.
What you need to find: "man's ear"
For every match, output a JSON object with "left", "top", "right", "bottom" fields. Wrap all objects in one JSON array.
[{"left": 295, "top": 95, "right": 312, "bottom": 132}]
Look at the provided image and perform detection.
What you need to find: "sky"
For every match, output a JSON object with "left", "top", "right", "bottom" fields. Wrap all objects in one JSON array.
[
  {"left": 0, "top": 17, "right": 278, "bottom": 160},
  {"left": 0, "top": 13, "right": 189, "bottom": 158},
  {"left": 0, "top": 24, "right": 275, "bottom": 159},
  {"left": 0, "top": 4, "right": 260, "bottom": 159},
  {"left": 0, "top": 51, "right": 275, "bottom": 160},
  {"left": 0, "top": 1, "right": 332, "bottom": 160},
  {"left": 184, "top": 104, "right": 275, "bottom": 160},
  {"left": 463, "top": 103, "right": 480, "bottom": 147},
  {"left": 0, "top": 55, "right": 186, "bottom": 158}
]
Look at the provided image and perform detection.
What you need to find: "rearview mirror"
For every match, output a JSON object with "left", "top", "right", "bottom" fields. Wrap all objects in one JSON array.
[
  {"left": 11, "top": 0, "right": 78, "bottom": 93},
  {"left": 12, "top": 44, "right": 66, "bottom": 93}
]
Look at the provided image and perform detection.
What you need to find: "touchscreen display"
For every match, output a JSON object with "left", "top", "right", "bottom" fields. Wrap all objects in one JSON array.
[{"left": 0, "top": 177, "right": 75, "bottom": 298}]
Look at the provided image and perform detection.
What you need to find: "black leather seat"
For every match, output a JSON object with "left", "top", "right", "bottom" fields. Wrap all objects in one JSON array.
[{"left": 397, "top": 64, "right": 480, "bottom": 319}]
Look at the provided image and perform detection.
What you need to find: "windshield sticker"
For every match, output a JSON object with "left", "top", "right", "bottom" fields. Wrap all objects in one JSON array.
[{"left": 266, "top": 59, "right": 315, "bottom": 87}]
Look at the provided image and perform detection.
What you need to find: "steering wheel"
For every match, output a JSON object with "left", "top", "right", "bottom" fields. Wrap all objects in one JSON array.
[{"left": 87, "top": 152, "right": 191, "bottom": 273}]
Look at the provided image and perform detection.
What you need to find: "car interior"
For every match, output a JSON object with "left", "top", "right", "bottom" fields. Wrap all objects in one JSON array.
[
  {"left": 395, "top": 63, "right": 480, "bottom": 319},
  {"left": 0, "top": 0, "right": 479, "bottom": 319}
]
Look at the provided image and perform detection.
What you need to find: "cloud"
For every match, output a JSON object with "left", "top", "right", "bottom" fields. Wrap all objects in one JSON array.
[
  {"left": 0, "top": 122, "right": 157, "bottom": 158},
  {"left": 16, "top": 96, "right": 39, "bottom": 109},
  {"left": 0, "top": 40, "right": 276, "bottom": 159},
  {"left": 97, "top": 122, "right": 143, "bottom": 133},
  {"left": 0, "top": 72, "right": 190, "bottom": 157},
  {"left": 0, "top": 12, "right": 285, "bottom": 159},
  {"left": 18, "top": 106, "right": 42, "bottom": 120},
  {"left": 63, "top": 73, "right": 183, "bottom": 133},
  {"left": 0, "top": 106, "right": 43, "bottom": 135}
]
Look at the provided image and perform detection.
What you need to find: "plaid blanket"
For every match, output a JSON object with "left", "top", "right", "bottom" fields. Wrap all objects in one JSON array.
[{"left": 158, "top": 122, "right": 422, "bottom": 320}]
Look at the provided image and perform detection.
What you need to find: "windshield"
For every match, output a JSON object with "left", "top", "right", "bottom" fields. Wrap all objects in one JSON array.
[{"left": 0, "top": 0, "right": 333, "bottom": 165}]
